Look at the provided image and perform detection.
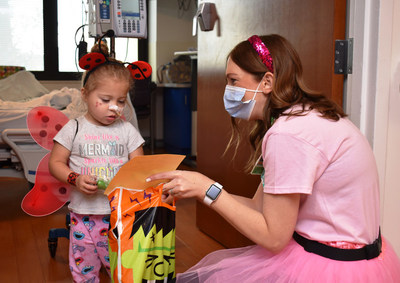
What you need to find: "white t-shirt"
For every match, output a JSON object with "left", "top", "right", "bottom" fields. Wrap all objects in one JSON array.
[
  {"left": 262, "top": 108, "right": 380, "bottom": 244},
  {"left": 54, "top": 116, "right": 144, "bottom": 215}
]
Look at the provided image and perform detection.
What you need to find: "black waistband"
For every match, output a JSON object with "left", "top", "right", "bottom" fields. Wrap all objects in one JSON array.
[{"left": 293, "top": 230, "right": 382, "bottom": 261}]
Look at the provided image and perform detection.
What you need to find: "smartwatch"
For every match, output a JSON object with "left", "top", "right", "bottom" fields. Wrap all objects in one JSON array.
[{"left": 204, "top": 182, "right": 223, "bottom": 206}]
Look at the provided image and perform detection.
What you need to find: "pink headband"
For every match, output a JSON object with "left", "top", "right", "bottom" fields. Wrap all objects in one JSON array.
[{"left": 248, "top": 35, "right": 274, "bottom": 72}]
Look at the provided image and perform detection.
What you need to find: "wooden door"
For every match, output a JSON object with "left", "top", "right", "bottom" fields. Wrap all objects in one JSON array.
[{"left": 196, "top": 0, "right": 347, "bottom": 248}]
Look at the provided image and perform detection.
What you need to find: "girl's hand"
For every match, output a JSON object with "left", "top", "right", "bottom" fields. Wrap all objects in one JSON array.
[
  {"left": 146, "top": 170, "right": 215, "bottom": 201},
  {"left": 75, "top": 174, "right": 98, "bottom": 195}
]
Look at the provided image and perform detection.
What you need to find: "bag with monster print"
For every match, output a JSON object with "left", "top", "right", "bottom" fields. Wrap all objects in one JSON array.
[
  {"left": 108, "top": 184, "right": 176, "bottom": 283},
  {"left": 104, "top": 154, "right": 185, "bottom": 283}
]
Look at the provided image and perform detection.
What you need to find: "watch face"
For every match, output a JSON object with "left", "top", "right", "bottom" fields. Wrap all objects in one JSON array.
[{"left": 207, "top": 184, "right": 221, "bottom": 200}]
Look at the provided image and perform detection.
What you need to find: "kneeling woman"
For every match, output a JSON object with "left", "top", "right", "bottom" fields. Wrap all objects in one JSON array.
[{"left": 147, "top": 34, "right": 400, "bottom": 282}]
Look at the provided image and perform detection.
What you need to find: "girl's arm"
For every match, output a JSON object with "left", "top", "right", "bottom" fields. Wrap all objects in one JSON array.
[
  {"left": 128, "top": 145, "right": 144, "bottom": 160},
  {"left": 146, "top": 170, "right": 299, "bottom": 253},
  {"left": 49, "top": 142, "right": 98, "bottom": 194}
]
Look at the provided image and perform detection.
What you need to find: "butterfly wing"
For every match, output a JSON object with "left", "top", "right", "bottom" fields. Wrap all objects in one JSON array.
[
  {"left": 22, "top": 106, "right": 72, "bottom": 216},
  {"left": 27, "top": 106, "right": 70, "bottom": 150},
  {"left": 21, "top": 153, "right": 71, "bottom": 216}
]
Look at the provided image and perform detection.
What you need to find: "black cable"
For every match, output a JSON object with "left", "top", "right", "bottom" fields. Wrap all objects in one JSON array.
[
  {"left": 75, "top": 24, "right": 88, "bottom": 72},
  {"left": 74, "top": 24, "right": 88, "bottom": 47},
  {"left": 97, "top": 29, "right": 115, "bottom": 60}
]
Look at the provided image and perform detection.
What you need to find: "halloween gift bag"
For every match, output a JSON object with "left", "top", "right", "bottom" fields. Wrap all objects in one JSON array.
[
  {"left": 108, "top": 185, "right": 176, "bottom": 282},
  {"left": 105, "top": 154, "right": 185, "bottom": 283}
]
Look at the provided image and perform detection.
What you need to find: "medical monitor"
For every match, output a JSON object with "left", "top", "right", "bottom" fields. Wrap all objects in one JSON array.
[{"left": 89, "top": 0, "right": 147, "bottom": 38}]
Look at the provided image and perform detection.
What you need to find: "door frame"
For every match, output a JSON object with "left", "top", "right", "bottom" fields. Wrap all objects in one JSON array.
[{"left": 346, "top": 0, "right": 400, "bottom": 256}]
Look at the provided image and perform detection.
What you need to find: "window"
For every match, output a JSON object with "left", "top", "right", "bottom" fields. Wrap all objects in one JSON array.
[
  {"left": 0, "top": 0, "right": 147, "bottom": 80},
  {"left": 0, "top": 0, "right": 44, "bottom": 70}
]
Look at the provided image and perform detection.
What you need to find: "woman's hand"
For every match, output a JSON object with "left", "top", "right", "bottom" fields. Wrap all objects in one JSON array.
[
  {"left": 75, "top": 174, "right": 98, "bottom": 195},
  {"left": 147, "top": 170, "right": 215, "bottom": 202}
]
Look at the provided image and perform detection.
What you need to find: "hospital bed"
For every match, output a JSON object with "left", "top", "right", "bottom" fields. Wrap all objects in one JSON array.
[
  {"left": 0, "top": 69, "right": 85, "bottom": 185},
  {"left": 0, "top": 69, "right": 139, "bottom": 186}
]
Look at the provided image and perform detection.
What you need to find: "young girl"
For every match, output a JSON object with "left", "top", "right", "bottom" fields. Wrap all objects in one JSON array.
[
  {"left": 147, "top": 34, "right": 400, "bottom": 282},
  {"left": 49, "top": 59, "right": 144, "bottom": 282}
]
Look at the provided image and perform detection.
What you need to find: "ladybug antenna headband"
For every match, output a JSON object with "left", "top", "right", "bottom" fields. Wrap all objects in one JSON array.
[
  {"left": 248, "top": 35, "right": 273, "bottom": 73},
  {"left": 79, "top": 53, "right": 152, "bottom": 86}
]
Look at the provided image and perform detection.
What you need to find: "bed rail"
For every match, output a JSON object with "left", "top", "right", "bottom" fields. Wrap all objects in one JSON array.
[{"left": 1, "top": 129, "right": 48, "bottom": 184}]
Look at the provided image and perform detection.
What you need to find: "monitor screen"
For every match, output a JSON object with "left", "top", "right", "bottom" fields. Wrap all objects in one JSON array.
[{"left": 121, "top": 0, "right": 140, "bottom": 19}]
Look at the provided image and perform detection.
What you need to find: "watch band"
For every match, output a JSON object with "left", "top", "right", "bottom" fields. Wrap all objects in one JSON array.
[
  {"left": 203, "top": 182, "right": 223, "bottom": 206},
  {"left": 204, "top": 194, "right": 214, "bottom": 206}
]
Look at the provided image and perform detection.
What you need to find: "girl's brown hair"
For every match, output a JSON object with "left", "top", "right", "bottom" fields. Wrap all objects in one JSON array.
[
  {"left": 81, "top": 60, "right": 135, "bottom": 120},
  {"left": 227, "top": 34, "right": 347, "bottom": 172},
  {"left": 82, "top": 60, "right": 133, "bottom": 93}
]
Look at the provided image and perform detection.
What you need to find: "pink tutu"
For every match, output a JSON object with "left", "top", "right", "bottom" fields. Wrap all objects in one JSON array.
[{"left": 177, "top": 238, "right": 400, "bottom": 282}]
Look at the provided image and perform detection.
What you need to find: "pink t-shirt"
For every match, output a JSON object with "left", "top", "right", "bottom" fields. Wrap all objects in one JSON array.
[{"left": 262, "top": 108, "right": 380, "bottom": 244}]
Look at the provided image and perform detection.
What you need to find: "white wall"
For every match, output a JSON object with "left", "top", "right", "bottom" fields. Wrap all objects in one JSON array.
[
  {"left": 347, "top": 0, "right": 400, "bottom": 256},
  {"left": 375, "top": 0, "right": 400, "bottom": 256},
  {"left": 148, "top": 0, "right": 197, "bottom": 82},
  {"left": 148, "top": 0, "right": 197, "bottom": 141},
  {"left": 345, "top": 0, "right": 379, "bottom": 143}
]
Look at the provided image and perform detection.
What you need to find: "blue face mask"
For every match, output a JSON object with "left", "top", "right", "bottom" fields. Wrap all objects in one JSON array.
[{"left": 223, "top": 82, "right": 262, "bottom": 120}]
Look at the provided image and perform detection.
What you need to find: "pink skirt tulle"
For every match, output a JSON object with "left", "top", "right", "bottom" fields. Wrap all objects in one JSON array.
[{"left": 177, "top": 238, "right": 400, "bottom": 283}]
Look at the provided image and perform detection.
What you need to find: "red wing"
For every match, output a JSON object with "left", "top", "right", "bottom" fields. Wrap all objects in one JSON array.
[
  {"left": 27, "top": 106, "right": 70, "bottom": 151},
  {"left": 21, "top": 153, "right": 71, "bottom": 216},
  {"left": 23, "top": 106, "right": 71, "bottom": 216}
]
